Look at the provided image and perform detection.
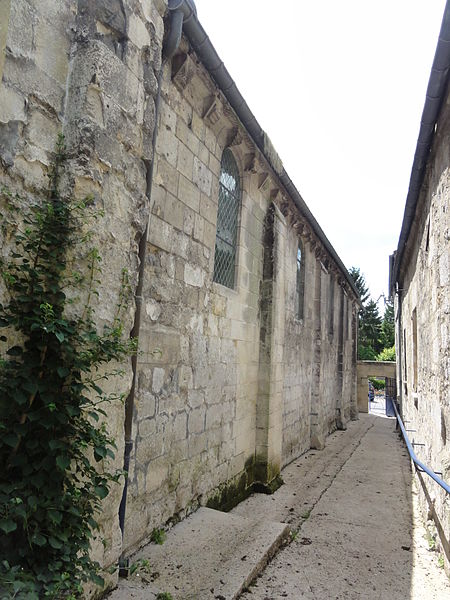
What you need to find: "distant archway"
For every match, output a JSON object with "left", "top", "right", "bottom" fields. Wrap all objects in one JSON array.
[{"left": 357, "top": 361, "right": 396, "bottom": 413}]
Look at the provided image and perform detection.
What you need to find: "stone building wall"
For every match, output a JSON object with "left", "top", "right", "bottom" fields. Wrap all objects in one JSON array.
[
  {"left": 0, "top": 0, "right": 166, "bottom": 583},
  {"left": 1, "top": 0, "right": 360, "bottom": 580},
  {"left": 394, "top": 85, "right": 449, "bottom": 569},
  {"left": 121, "top": 29, "right": 360, "bottom": 554}
]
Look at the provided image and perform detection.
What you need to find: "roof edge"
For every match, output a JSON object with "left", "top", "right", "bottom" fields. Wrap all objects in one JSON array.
[
  {"left": 391, "top": 1, "right": 450, "bottom": 292},
  {"left": 175, "top": 3, "right": 361, "bottom": 301}
]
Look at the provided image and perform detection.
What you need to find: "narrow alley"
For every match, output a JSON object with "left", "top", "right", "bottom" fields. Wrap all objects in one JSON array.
[{"left": 109, "top": 407, "right": 449, "bottom": 600}]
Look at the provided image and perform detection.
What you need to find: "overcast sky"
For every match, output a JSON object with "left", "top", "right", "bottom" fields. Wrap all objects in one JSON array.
[{"left": 192, "top": 0, "right": 447, "bottom": 310}]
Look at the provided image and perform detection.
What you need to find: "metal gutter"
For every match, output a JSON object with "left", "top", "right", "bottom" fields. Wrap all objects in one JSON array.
[
  {"left": 173, "top": 1, "right": 360, "bottom": 301},
  {"left": 392, "top": 400, "right": 450, "bottom": 495},
  {"left": 391, "top": 1, "right": 450, "bottom": 290}
]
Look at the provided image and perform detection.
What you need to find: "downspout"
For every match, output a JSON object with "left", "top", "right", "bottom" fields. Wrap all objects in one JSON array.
[{"left": 118, "top": 0, "right": 196, "bottom": 573}]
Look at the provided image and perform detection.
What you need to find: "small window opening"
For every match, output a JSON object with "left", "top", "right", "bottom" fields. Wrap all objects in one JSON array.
[
  {"left": 412, "top": 308, "right": 418, "bottom": 392},
  {"left": 328, "top": 276, "right": 334, "bottom": 335},
  {"left": 295, "top": 242, "right": 305, "bottom": 319},
  {"left": 213, "top": 148, "right": 241, "bottom": 288}
]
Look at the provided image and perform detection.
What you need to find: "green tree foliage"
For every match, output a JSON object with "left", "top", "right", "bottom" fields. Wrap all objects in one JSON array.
[
  {"left": 348, "top": 266, "right": 369, "bottom": 304},
  {"left": 380, "top": 298, "right": 394, "bottom": 349},
  {"left": 360, "top": 299, "right": 383, "bottom": 355},
  {"left": 377, "top": 345, "right": 396, "bottom": 361},
  {"left": 0, "top": 137, "right": 136, "bottom": 597},
  {"left": 348, "top": 267, "right": 382, "bottom": 359}
]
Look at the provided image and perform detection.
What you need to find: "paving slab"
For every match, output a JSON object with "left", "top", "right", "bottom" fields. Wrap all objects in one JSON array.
[{"left": 107, "top": 507, "right": 289, "bottom": 600}]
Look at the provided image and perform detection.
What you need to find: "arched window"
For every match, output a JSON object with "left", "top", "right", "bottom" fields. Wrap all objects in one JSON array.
[
  {"left": 213, "top": 148, "right": 241, "bottom": 288},
  {"left": 296, "top": 241, "right": 305, "bottom": 319}
]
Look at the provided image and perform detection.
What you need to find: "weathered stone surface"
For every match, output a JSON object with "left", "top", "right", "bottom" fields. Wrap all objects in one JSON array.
[
  {"left": 393, "top": 78, "right": 450, "bottom": 574},
  {"left": 1, "top": 1, "right": 360, "bottom": 587}
]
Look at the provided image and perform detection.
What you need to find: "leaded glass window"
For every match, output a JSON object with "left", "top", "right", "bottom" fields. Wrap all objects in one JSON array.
[
  {"left": 296, "top": 242, "right": 305, "bottom": 319},
  {"left": 213, "top": 148, "right": 241, "bottom": 288}
]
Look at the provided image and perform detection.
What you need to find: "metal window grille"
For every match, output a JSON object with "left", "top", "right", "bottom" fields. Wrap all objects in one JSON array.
[
  {"left": 213, "top": 149, "right": 241, "bottom": 288},
  {"left": 296, "top": 243, "right": 305, "bottom": 319},
  {"left": 328, "top": 276, "right": 335, "bottom": 335}
]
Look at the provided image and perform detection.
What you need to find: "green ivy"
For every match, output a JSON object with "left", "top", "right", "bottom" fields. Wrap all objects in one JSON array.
[{"left": 0, "top": 136, "right": 136, "bottom": 597}]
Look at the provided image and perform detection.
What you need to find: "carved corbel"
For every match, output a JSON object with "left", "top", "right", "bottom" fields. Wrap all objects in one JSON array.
[
  {"left": 258, "top": 173, "right": 270, "bottom": 191},
  {"left": 203, "top": 96, "right": 222, "bottom": 126},
  {"left": 172, "top": 52, "right": 196, "bottom": 91},
  {"left": 243, "top": 153, "right": 256, "bottom": 172}
]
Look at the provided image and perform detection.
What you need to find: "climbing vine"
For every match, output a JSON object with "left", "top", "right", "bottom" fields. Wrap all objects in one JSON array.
[{"left": 0, "top": 136, "right": 136, "bottom": 598}]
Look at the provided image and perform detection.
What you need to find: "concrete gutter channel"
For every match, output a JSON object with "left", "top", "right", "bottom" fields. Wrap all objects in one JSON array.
[{"left": 107, "top": 418, "right": 374, "bottom": 599}]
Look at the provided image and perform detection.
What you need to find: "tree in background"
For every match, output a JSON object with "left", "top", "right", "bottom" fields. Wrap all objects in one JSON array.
[
  {"left": 348, "top": 267, "right": 382, "bottom": 360},
  {"left": 380, "top": 298, "right": 394, "bottom": 349}
]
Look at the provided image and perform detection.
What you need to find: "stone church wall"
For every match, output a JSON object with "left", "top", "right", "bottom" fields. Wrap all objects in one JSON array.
[
  {"left": 0, "top": 0, "right": 166, "bottom": 582},
  {"left": 0, "top": 0, "right": 359, "bottom": 578},
  {"left": 122, "top": 29, "right": 360, "bottom": 553}
]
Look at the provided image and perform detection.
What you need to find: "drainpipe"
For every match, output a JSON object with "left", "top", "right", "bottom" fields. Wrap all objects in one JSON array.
[{"left": 118, "top": 0, "right": 196, "bottom": 573}]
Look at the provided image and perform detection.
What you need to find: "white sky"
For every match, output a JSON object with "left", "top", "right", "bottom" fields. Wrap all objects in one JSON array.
[{"left": 192, "top": 0, "right": 447, "bottom": 309}]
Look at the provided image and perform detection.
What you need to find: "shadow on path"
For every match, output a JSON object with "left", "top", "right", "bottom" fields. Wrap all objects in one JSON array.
[{"left": 240, "top": 415, "right": 449, "bottom": 600}]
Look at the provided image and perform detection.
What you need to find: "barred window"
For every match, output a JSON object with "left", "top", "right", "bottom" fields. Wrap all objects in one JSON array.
[
  {"left": 295, "top": 242, "right": 305, "bottom": 319},
  {"left": 213, "top": 148, "right": 241, "bottom": 288},
  {"left": 328, "top": 275, "right": 335, "bottom": 335}
]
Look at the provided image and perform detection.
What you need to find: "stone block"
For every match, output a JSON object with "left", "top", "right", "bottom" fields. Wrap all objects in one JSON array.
[
  {"left": 139, "top": 418, "right": 156, "bottom": 439},
  {"left": 26, "top": 109, "right": 60, "bottom": 154},
  {"left": 152, "top": 367, "right": 165, "bottom": 393},
  {"left": 3, "top": 55, "right": 65, "bottom": 115},
  {"left": 164, "top": 192, "right": 184, "bottom": 231},
  {"left": 188, "top": 406, "right": 206, "bottom": 435},
  {"left": 140, "top": 326, "right": 180, "bottom": 366},
  {"left": 193, "top": 157, "right": 212, "bottom": 195},
  {"left": 0, "top": 83, "right": 26, "bottom": 125},
  {"left": 178, "top": 174, "right": 200, "bottom": 213},
  {"left": 176, "top": 117, "right": 199, "bottom": 154},
  {"left": 179, "top": 365, "right": 194, "bottom": 391},
  {"left": 127, "top": 13, "right": 151, "bottom": 49},
  {"left": 184, "top": 263, "right": 205, "bottom": 288},
  {"left": 156, "top": 122, "right": 179, "bottom": 167},
  {"left": 177, "top": 141, "right": 194, "bottom": 180},
  {"left": 191, "top": 109, "right": 204, "bottom": 141},
  {"left": 186, "top": 387, "right": 204, "bottom": 409},
  {"left": 209, "top": 153, "right": 221, "bottom": 178},
  {"left": 173, "top": 412, "right": 188, "bottom": 442},
  {"left": 7, "top": 0, "right": 34, "bottom": 59},
  {"left": 200, "top": 193, "right": 217, "bottom": 225},
  {"left": 188, "top": 431, "right": 208, "bottom": 458},
  {"left": 206, "top": 403, "right": 224, "bottom": 430},
  {"left": 193, "top": 213, "right": 205, "bottom": 243},
  {"left": 203, "top": 220, "right": 216, "bottom": 251},
  {"left": 145, "top": 298, "right": 162, "bottom": 321},
  {"left": 137, "top": 390, "right": 156, "bottom": 420},
  {"left": 198, "top": 141, "right": 209, "bottom": 165},
  {"left": 34, "top": 17, "right": 70, "bottom": 84},
  {"left": 145, "top": 457, "right": 168, "bottom": 493}
]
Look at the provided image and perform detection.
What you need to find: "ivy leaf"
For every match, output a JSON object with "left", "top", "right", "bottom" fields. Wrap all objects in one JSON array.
[
  {"left": 23, "top": 380, "right": 38, "bottom": 395},
  {"left": 0, "top": 519, "right": 17, "bottom": 534},
  {"left": 48, "top": 509, "right": 63, "bottom": 525},
  {"left": 3, "top": 432, "right": 19, "bottom": 447},
  {"left": 54, "top": 331, "right": 65, "bottom": 343},
  {"left": 56, "top": 455, "right": 70, "bottom": 470},
  {"left": 13, "top": 389, "right": 28, "bottom": 405},
  {"left": 57, "top": 366, "right": 70, "bottom": 378},
  {"left": 94, "top": 485, "right": 108, "bottom": 499},
  {"left": 31, "top": 533, "right": 46, "bottom": 547},
  {"left": 48, "top": 536, "right": 63, "bottom": 549},
  {"left": 94, "top": 446, "right": 107, "bottom": 461},
  {"left": 91, "top": 573, "right": 105, "bottom": 586}
]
